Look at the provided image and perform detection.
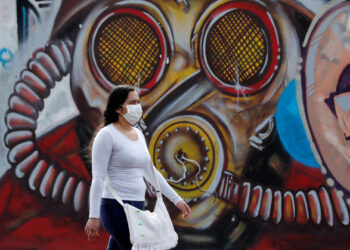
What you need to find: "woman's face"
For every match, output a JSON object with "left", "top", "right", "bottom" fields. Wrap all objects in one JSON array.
[{"left": 119, "top": 90, "right": 140, "bottom": 115}]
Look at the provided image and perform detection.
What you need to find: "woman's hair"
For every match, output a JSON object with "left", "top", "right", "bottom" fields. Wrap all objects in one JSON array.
[
  {"left": 103, "top": 84, "right": 136, "bottom": 126},
  {"left": 86, "top": 84, "right": 136, "bottom": 165}
]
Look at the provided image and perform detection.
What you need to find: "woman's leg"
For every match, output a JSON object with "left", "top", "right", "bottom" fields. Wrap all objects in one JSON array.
[
  {"left": 100, "top": 198, "right": 144, "bottom": 250},
  {"left": 106, "top": 236, "right": 121, "bottom": 250},
  {"left": 100, "top": 198, "right": 131, "bottom": 250}
]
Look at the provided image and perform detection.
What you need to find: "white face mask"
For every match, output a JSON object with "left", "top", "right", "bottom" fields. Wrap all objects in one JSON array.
[{"left": 122, "top": 104, "right": 143, "bottom": 125}]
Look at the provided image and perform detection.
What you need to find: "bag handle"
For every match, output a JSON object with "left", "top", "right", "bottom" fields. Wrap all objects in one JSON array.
[{"left": 105, "top": 177, "right": 126, "bottom": 205}]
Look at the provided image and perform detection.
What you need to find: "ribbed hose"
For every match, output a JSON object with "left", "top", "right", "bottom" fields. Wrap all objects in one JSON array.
[
  {"left": 4, "top": 38, "right": 89, "bottom": 213},
  {"left": 218, "top": 171, "right": 350, "bottom": 226}
]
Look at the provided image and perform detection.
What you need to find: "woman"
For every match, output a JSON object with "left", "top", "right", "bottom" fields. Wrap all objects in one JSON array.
[{"left": 85, "top": 85, "right": 191, "bottom": 249}]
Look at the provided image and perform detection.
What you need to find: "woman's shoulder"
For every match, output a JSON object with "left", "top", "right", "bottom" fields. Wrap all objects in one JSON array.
[
  {"left": 98, "top": 123, "right": 112, "bottom": 132},
  {"left": 95, "top": 124, "right": 114, "bottom": 140}
]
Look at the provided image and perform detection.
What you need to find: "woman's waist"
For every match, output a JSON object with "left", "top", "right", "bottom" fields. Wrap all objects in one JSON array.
[
  {"left": 103, "top": 178, "right": 146, "bottom": 199},
  {"left": 100, "top": 198, "right": 145, "bottom": 208}
]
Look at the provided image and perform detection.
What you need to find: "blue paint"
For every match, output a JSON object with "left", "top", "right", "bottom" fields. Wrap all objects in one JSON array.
[
  {"left": 22, "top": 6, "right": 27, "bottom": 41},
  {"left": 0, "top": 48, "right": 14, "bottom": 69},
  {"left": 275, "top": 79, "right": 319, "bottom": 168}
]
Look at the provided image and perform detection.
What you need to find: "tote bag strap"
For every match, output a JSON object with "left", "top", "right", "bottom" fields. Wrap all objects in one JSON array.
[{"left": 105, "top": 177, "right": 126, "bottom": 206}]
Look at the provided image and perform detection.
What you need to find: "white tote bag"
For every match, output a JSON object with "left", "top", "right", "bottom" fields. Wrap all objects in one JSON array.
[{"left": 106, "top": 168, "right": 178, "bottom": 250}]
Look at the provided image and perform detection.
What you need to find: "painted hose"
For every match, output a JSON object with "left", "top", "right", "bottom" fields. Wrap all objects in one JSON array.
[
  {"left": 4, "top": 38, "right": 89, "bottom": 213},
  {"left": 218, "top": 171, "right": 350, "bottom": 226}
]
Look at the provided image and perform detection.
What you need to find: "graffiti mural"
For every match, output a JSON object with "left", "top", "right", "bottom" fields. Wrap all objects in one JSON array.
[{"left": 0, "top": 0, "right": 350, "bottom": 249}]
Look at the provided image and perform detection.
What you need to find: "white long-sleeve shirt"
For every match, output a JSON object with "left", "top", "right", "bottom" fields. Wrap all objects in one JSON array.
[{"left": 89, "top": 123, "right": 182, "bottom": 218}]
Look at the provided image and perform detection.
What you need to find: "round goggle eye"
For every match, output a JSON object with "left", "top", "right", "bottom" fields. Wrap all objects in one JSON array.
[
  {"left": 199, "top": 2, "right": 280, "bottom": 96},
  {"left": 89, "top": 8, "right": 168, "bottom": 94}
]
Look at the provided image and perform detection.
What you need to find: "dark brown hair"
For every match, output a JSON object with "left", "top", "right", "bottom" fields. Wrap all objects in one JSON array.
[{"left": 103, "top": 84, "right": 136, "bottom": 126}]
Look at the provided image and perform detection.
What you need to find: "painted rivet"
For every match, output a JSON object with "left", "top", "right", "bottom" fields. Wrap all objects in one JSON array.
[
  {"left": 326, "top": 178, "right": 335, "bottom": 187},
  {"left": 337, "top": 190, "right": 344, "bottom": 197}
]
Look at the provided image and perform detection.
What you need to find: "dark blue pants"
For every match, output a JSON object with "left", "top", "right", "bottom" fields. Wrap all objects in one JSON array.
[{"left": 100, "top": 198, "right": 144, "bottom": 250}]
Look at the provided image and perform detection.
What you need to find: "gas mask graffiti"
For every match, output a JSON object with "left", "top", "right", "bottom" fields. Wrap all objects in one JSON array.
[
  {"left": 4, "top": 0, "right": 350, "bottom": 248},
  {"left": 69, "top": 0, "right": 299, "bottom": 243}
]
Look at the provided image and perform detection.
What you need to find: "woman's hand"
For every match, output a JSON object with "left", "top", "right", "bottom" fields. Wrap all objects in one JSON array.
[
  {"left": 176, "top": 200, "right": 191, "bottom": 219},
  {"left": 85, "top": 218, "right": 102, "bottom": 241}
]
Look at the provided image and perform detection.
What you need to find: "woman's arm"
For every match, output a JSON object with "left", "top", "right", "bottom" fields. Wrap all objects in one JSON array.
[
  {"left": 144, "top": 159, "right": 182, "bottom": 205},
  {"left": 139, "top": 128, "right": 191, "bottom": 218},
  {"left": 86, "top": 129, "right": 113, "bottom": 240},
  {"left": 89, "top": 129, "right": 113, "bottom": 218},
  {"left": 144, "top": 159, "right": 191, "bottom": 219},
  {"left": 136, "top": 128, "right": 181, "bottom": 203}
]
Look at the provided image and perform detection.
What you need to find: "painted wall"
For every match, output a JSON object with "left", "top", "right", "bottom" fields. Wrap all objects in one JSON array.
[{"left": 1, "top": 0, "right": 350, "bottom": 249}]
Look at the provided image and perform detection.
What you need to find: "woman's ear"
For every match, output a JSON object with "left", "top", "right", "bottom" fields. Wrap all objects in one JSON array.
[
  {"left": 116, "top": 105, "right": 125, "bottom": 114},
  {"left": 115, "top": 107, "right": 121, "bottom": 114}
]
